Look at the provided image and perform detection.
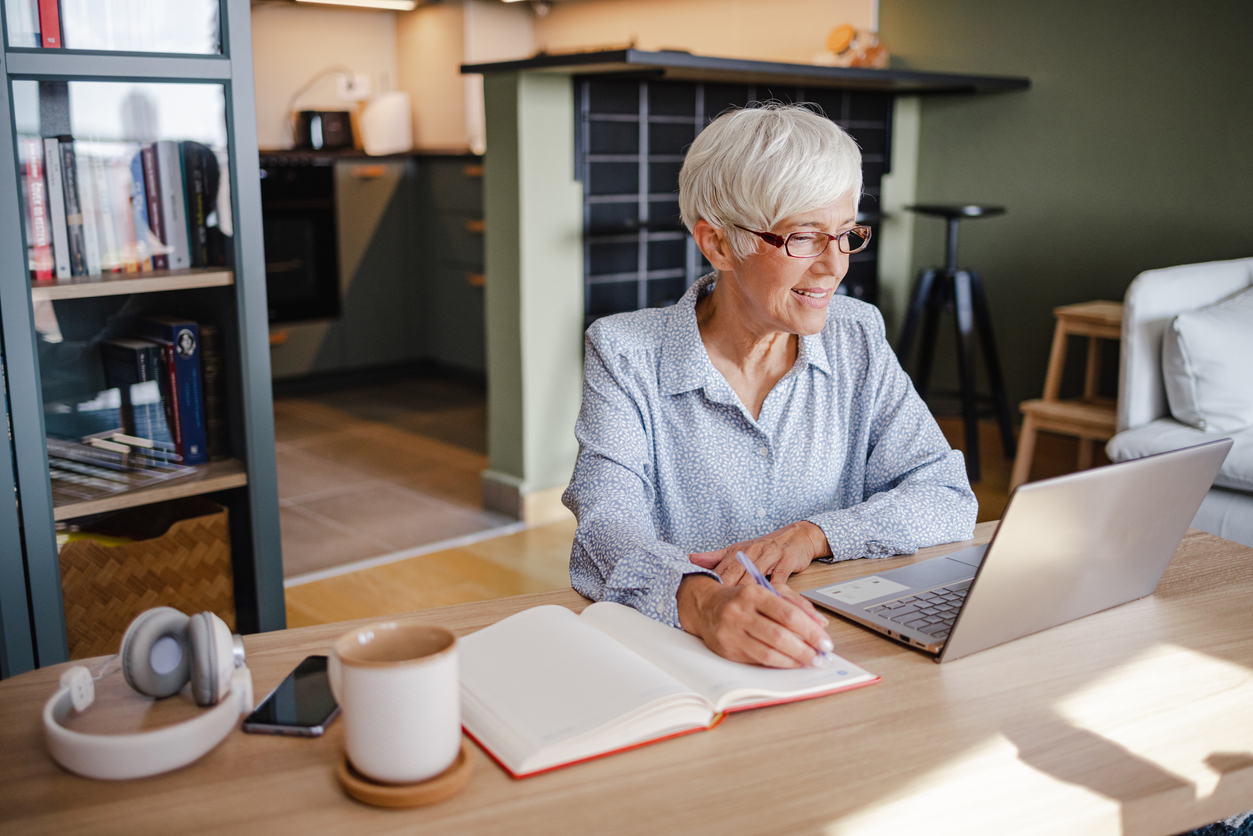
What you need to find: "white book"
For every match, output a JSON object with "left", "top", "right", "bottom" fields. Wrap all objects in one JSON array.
[
  {"left": 460, "top": 602, "right": 879, "bottom": 778},
  {"left": 74, "top": 151, "right": 102, "bottom": 276},
  {"left": 154, "top": 140, "right": 190, "bottom": 270},
  {"left": 88, "top": 153, "right": 123, "bottom": 272},
  {"left": 42, "top": 138, "right": 71, "bottom": 280}
]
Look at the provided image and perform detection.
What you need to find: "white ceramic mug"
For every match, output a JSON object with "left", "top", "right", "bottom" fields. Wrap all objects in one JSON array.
[{"left": 329, "top": 621, "right": 460, "bottom": 785}]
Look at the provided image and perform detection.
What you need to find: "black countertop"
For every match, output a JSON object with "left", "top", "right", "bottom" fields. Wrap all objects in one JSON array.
[{"left": 460, "top": 48, "right": 1029, "bottom": 94}]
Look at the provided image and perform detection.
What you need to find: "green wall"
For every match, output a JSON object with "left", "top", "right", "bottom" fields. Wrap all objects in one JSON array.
[{"left": 878, "top": 0, "right": 1253, "bottom": 411}]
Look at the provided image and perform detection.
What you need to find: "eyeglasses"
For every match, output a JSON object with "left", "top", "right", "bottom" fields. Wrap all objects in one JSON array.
[{"left": 735, "top": 224, "right": 872, "bottom": 258}]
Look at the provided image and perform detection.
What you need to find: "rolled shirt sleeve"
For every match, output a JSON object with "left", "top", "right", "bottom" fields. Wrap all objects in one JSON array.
[{"left": 563, "top": 274, "right": 976, "bottom": 627}]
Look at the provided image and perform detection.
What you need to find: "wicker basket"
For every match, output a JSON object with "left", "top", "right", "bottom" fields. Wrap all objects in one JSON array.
[{"left": 59, "top": 497, "right": 235, "bottom": 660}]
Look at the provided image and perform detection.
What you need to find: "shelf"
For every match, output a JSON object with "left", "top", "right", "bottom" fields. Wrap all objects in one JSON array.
[
  {"left": 462, "top": 48, "right": 1030, "bottom": 94},
  {"left": 53, "top": 458, "right": 247, "bottom": 521},
  {"left": 30, "top": 268, "right": 233, "bottom": 302},
  {"left": 4, "top": 50, "right": 231, "bottom": 82}
]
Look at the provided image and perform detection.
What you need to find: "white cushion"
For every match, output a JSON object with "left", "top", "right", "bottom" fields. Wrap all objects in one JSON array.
[
  {"left": 1161, "top": 287, "right": 1253, "bottom": 433},
  {"left": 1106, "top": 418, "right": 1253, "bottom": 493}
]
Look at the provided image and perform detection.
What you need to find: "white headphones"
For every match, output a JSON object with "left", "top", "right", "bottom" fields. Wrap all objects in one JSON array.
[{"left": 43, "top": 607, "right": 254, "bottom": 781}]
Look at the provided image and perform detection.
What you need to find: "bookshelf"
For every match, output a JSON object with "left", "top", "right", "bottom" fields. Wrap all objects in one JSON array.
[{"left": 0, "top": 0, "right": 284, "bottom": 677}]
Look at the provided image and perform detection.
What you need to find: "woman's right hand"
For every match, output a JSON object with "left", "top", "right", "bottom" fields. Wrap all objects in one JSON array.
[{"left": 676, "top": 575, "right": 833, "bottom": 668}]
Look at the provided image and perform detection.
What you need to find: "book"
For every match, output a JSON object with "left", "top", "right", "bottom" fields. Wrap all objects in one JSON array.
[
  {"left": 57, "top": 138, "right": 87, "bottom": 277},
  {"left": 43, "top": 137, "right": 71, "bottom": 279},
  {"left": 136, "top": 317, "right": 207, "bottom": 465},
  {"left": 128, "top": 153, "right": 155, "bottom": 272},
  {"left": 460, "top": 603, "right": 879, "bottom": 778},
  {"left": 73, "top": 146, "right": 102, "bottom": 275},
  {"left": 99, "top": 338, "right": 175, "bottom": 449},
  {"left": 181, "top": 142, "right": 206, "bottom": 267},
  {"left": 22, "top": 138, "right": 54, "bottom": 282},
  {"left": 37, "top": 0, "right": 60, "bottom": 48},
  {"left": 108, "top": 157, "right": 141, "bottom": 273},
  {"left": 87, "top": 153, "right": 123, "bottom": 273},
  {"left": 140, "top": 145, "right": 168, "bottom": 270},
  {"left": 198, "top": 324, "right": 229, "bottom": 461},
  {"left": 154, "top": 140, "right": 191, "bottom": 270}
]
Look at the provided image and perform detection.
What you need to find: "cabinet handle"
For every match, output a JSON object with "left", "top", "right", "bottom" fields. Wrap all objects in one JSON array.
[
  {"left": 351, "top": 164, "right": 386, "bottom": 179},
  {"left": 464, "top": 219, "right": 485, "bottom": 233},
  {"left": 466, "top": 272, "right": 486, "bottom": 288},
  {"left": 463, "top": 164, "right": 484, "bottom": 178},
  {"left": 269, "top": 330, "right": 289, "bottom": 346}
]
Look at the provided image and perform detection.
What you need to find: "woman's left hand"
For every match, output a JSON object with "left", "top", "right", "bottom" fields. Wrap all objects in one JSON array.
[{"left": 689, "top": 521, "right": 831, "bottom": 587}]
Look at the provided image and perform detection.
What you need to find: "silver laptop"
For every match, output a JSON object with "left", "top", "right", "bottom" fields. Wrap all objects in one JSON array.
[{"left": 802, "top": 439, "right": 1232, "bottom": 662}]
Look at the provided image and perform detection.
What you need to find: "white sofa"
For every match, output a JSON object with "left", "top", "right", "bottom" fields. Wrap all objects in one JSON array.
[{"left": 1106, "top": 257, "right": 1253, "bottom": 548}]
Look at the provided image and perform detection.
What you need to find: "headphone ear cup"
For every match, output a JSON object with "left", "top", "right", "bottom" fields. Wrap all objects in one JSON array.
[
  {"left": 120, "top": 607, "right": 192, "bottom": 698},
  {"left": 188, "top": 612, "right": 234, "bottom": 706}
]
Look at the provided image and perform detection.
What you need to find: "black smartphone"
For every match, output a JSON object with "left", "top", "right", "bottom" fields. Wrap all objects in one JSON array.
[{"left": 242, "top": 655, "right": 340, "bottom": 737}]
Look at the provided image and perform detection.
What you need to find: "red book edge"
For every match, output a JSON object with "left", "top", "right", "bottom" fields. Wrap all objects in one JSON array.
[
  {"left": 155, "top": 341, "right": 184, "bottom": 461},
  {"left": 466, "top": 674, "right": 881, "bottom": 780},
  {"left": 37, "top": 0, "right": 61, "bottom": 48},
  {"left": 24, "top": 139, "right": 53, "bottom": 282}
]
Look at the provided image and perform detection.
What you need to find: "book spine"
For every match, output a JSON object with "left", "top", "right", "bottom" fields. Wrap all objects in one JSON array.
[
  {"left": 37, "top": 0, "right": 60, "bottom": 48},
  {"left": 128, "top": 153, "right": 154, "bottom": 272},
  {"left": 23, "top": 138, "right": 54, "bottom": 282},
  {"left": 140, "top": 321, "right": 206, "bottom": 465},
  {"left": 89, "top": 153, "right": 123, "bottom": 272},
  {"left": 43, "top": 137, "right": 70, "bottom": 279},
  {"left": 74, "top": 148, "right": 102, "bottom": 275},
  {"left": 141, "top": 145, "right": 168, "bottom": 270},
  {"left": 182, "top": 142, "right": 210, "bottom": 268},
  {"left": 199, "top": 324, "right": 228, "bottom": 461},
  {"left": 155, "top": 140, "right": 190, "bottom": 270},
  {"left": 58, "top": 138, "right": 87, "bottom": 277},
  {"left": 155, "top": 341, "right": 184, "bottom": 461},
  {"left": 110, "top": 159, "right": 140, "bottom": 273}
]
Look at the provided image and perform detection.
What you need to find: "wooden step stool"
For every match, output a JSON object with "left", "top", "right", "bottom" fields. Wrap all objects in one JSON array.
[{"left": 1009, "top": 301, "right": 1123, "bottom": 490}]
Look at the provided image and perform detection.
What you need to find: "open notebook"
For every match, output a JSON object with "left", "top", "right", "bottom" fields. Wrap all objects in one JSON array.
[{"left": 459, "top": 602, "right": 879, "bottom": 778}]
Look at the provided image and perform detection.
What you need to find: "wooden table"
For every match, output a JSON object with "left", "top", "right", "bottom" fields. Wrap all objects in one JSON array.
[{"left": 3, "top": 523, "right": 1252, "bottom": 836}]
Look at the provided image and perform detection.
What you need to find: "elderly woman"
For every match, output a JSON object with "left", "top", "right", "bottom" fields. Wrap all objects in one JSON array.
[{"left": 562, "top": 104, "right": 977, "bottom": 669}]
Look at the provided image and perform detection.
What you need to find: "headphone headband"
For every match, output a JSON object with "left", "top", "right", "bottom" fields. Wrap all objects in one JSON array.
[{"left": 43, "top": 665, "right": 253, "bottom": 780}]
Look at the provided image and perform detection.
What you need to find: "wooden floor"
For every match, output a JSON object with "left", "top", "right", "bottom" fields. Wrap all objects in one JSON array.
[{"left": 285, "top": 418, "right": 1104, "bottom": 628}]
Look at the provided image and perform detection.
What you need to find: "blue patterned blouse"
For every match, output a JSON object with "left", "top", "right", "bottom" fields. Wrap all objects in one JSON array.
[{"left": 562, "top": 273, "right": 977, "bottom": 628}]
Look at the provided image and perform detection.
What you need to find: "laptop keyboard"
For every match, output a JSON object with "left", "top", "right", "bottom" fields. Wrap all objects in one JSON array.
[{"left": 865, "top": 580, "right": 972, "bottom": 640}]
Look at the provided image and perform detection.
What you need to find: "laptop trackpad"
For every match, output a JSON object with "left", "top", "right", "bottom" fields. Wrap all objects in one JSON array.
[{"left": 944, "top": 544, "right": 989, "bottom": 568}]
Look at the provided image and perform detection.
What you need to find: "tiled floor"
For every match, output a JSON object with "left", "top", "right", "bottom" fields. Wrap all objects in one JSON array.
[{"left": 272, "top": 377, "right": 515, "bottom": 580}]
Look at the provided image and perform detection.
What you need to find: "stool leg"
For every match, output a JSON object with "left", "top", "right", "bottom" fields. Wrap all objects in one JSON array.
[
  {"left": 968, "top": 270, "right": 1017, "bottom": 459},
  {"left": 896, "top": 268, "right": 938, "bottom": 373},
  {"left": 915, "top": 272, "right": 947, "bottom": 400},
  {"left": 1077, "top": 437, "right": 1095, "bottom": 471},
  {"left": 1010, "top": 414, "right": 1038, "bottom": 490},
  {"left": 953, "top": 271, "right": 981, "bottom": 483}
]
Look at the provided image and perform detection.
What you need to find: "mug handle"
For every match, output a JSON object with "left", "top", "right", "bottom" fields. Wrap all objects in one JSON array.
[{"left": 327, "top": 651, "right": 343, "bottom": 705}]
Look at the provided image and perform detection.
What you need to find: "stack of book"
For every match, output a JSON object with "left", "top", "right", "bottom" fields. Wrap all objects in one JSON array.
[
  {"left": 45, "top": 315, "right": 230, "bottom": 505},
  {"left": 20, "top": 136, "right": 229, "bottom": 283}
]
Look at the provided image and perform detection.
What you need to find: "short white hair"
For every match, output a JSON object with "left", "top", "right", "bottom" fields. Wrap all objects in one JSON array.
[{"left": 679, "top": 104, "right": 863, "bottom": 259}]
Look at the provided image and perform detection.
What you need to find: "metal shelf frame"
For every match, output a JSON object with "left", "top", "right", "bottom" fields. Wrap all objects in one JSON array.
[{"left": 0, "top": 0, "right": 284, "bottom": 677}]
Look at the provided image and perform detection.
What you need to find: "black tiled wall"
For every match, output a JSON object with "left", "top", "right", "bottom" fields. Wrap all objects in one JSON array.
[{"left": 576, "top": 78, "right": 892, "bottom": 325}]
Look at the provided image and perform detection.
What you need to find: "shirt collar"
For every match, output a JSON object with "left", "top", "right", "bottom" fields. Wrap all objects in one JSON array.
[{"left": 659, "top": 273, "right": 833, "bottom": 397}]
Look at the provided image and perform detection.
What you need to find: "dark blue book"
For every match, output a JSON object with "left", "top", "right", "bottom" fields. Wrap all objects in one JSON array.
[
  {"left": 99, "top": 338, "right": 175, "bottom": 449},
  {"left": 136, "top": 317, "right": 207, "bottom": 465}
]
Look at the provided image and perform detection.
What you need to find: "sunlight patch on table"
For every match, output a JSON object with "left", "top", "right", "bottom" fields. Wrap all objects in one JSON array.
[
  {"left": 824, "top": 733, "right": 1119, "bottom": 836},
  {"left": 1055, "top": 643, "right": 1253, "bottom": 801}
]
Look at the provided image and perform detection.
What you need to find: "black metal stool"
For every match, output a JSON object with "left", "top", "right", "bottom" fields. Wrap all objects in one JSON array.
[{"left": 896, "top": 204, "right": 1016, "bottom": 482}]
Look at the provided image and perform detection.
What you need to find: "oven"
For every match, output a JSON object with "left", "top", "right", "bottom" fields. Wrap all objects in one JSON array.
[{"left": 259, "top": 153, "right": 341, "bottom": 323}]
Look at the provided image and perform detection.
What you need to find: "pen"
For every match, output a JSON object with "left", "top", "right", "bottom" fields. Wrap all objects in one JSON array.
[{"left": 735, "top": 551, "right": 838, "bottom": 668}]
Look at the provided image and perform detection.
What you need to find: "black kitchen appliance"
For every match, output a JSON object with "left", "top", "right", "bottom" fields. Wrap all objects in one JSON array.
[
  {"left": 259, "top": 153, "right": 341, "bottom": 323},
  {"left": 295, "top": 110, "right": 354, "bottom": 151}
]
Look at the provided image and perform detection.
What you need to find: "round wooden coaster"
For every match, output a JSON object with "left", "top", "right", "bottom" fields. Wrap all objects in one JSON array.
[{"left": 335, "top": 739, "right": 475, "bottom": 809}]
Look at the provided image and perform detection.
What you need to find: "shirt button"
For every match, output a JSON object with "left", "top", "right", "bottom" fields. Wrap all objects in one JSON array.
[
  {"left": 757, "top": 509, "right": 768, "bottom": 519},
  {"left": 757, "top": 446, "right": 769, "bottom": 458}
]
